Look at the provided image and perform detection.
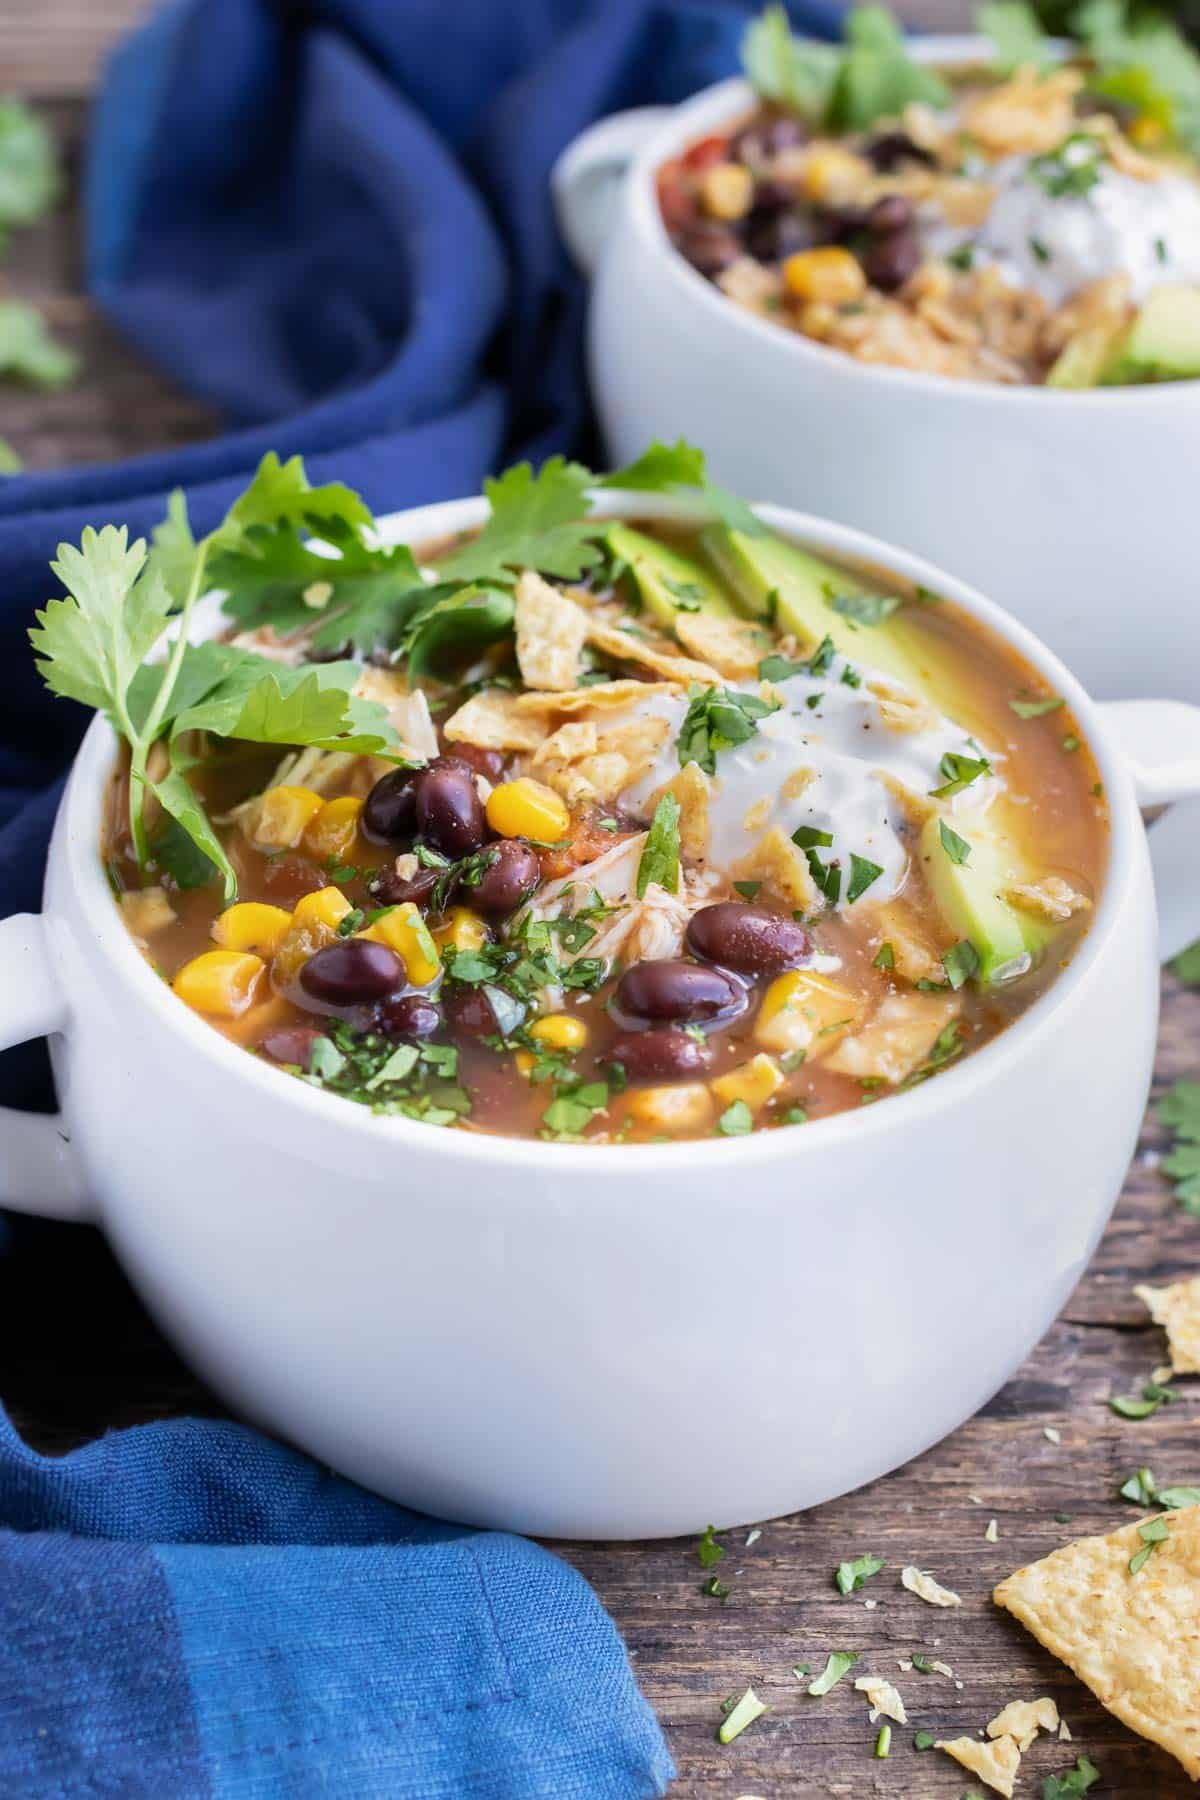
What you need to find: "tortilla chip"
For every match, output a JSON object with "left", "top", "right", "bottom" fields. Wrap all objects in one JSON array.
[
  {"left": 514, "top": 570, "right": 588, "bottom": 691},
  {"left": 586, "top": 620, "right": 719, "bottom": 685},
  {"left": 935, "top": 1735, "right": 1020, "bottom": 1798},
  {"left": 672, "top": 612, "right": 771, "bottom": 680},
  {"left": 529, "top": 720, "right": 598, "bottom": 770},
  {"left": 443, "top": 689, "right": 546, "bottom": 752},
  {"left": 901, "top": 1565, "right": 962, "bottom": 1608},
  {"left": 514, "top": 679, "right": 673, "bottom": 715},
  {"left": 825, "top": 992, "right": 960, "bottom": 1085},
  {"left": 854, "top": 1676, "right": 907, "bottom": 1725},
  {"left": 994, "top": 1508, "right": 1200, "bottom": 1780},
  {"left": 1135, "top": 1277, "right": 1200, "bottom": 1375},
  {"left": 645, "top": 761, "right": 711, "bottom": 863},
  {"left": 570, "top": 752, "right": 632, "bottom": 804},
  {"left": 986, "top": 1697, "right": 1059, "bottom": 1754},
  {"left": 601, "top": 715, "right": 671, "bottom": 788},
  {"left": 730, "top": 825, "right": 819, "bottom": 915},
  {"left": 859, "top": 899, "right": 944, "bottom": 985},
  {"left": 866, "top": 677, "right": 939, "bottom": 736}
]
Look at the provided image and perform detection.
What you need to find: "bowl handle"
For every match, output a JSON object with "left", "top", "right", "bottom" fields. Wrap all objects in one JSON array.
[
  {"left": 1099, "top": 699, "right": 1200, "bottom": 963},
  {"left": 551, "top": 107, "right": 672, "bottom": 276},
  {"left": 0, "top": 913, "right": 90, "bottom": 1221}
]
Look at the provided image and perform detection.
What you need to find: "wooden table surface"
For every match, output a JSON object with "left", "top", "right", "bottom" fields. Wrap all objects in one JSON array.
[{"left": 4, "top": 4, "right": 1200, "bottom": 1795}]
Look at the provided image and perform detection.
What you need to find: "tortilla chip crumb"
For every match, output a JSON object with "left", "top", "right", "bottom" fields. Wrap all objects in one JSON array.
[
  {"left": 936, "top": 1733, "right": 1020, "bottom": 1797},
  {"left": 902, "top": 1565, "right": 963, "bottom": 1608},
  {"left": 853, "top": 1675, "right": 907, "bottom": 1724},
  {"left": 1135, "top": 1277, "right": 1200, "bottom": 1375},
  {"left": 672, "top": 610, "right": 769, "bottom": 679},
  {"left": 986, "top": 1696, "right": 1060, "bottom": 1753},
  {"left": 994, "top": 1506, "right": 1200, "bottom": 1779},
  {"left": 985, "top": 1519, "right": 999, "bottom": 1543},
  {"left": 1044, "top": 1426, "right": 1062, "bottom": 1444},
  {"left": 1060, "top": 1719, "right": 1073, "bottom": 1741}
]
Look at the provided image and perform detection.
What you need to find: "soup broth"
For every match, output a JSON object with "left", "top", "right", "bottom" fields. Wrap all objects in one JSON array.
[{"left": 103, "top": 511, "right": 1107, "bottom": 1144}]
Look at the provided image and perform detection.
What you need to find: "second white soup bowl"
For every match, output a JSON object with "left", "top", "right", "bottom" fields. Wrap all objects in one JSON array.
[
  {"left": 3, "top": 492, "right": 1200, "bottom": 1539},
  {"left": 555, "top": 37, "right": 1200, "bottom": 703}
]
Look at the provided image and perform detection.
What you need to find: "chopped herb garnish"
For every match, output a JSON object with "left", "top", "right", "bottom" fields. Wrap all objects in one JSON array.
[
  {"left": 909, "top": 1652, "right": 936, "bottom": 1673},
  {"left": 874, "top": 1723, "right": 891, "bottom": 1759},
  {"left": 718, "top": 1100, "right": 754, "bottom": 1136},
  {"left": 1170, "top": 940, "right": 1200, "bottom": 986},
  {"left": 946, "top": 241, "right": 976, "bottom": 270},
  {"left": 1010, "top": 694, "right": 1064, "bottom": 718},
  {"left": 1029, "top": 132, "right": 1105, "bottom": 199},
  {"left": 1156, "top": 235, "right": 1169, "bottom": 264},
  {"left": 806, "top": 1650, "right": 858, "bottom": 1696},
  {"left": 1130, "top": 1515, "right": 1170, "bottom": 1575},
  {"left": 1042, "top": 1755, "right": 1100, "bottom": 1799},
  {"left": 717, "top": 1687, "right": 767, "bottom": 1745},
  {"left": 637, "top": 792, "right": 681, "bottom": 899},
  {"left": 308, "top": 1036, "right": 345, "bottom": 1080},
  {"left": 675, "top": 682, "right": 779, "bottom": 775},
  {"left": 1159, "top": 1080, "right": 1200, "bottom": 1213},
  {"left": 702, "top": 1575, "right": 731, "bottom": 1600},
  {"left": 846, "top": 853, "right": 883, "bottom": 904},
  {"left": 873, "top": 941, "right": 895, "bottom": 971},
  {"left": 938, "top": 819, "right": 972, "bottom": 866},
  {"left": 931, "top": 750, "right": 991, "bottom": 798},
  {"left": 733, "top": 879, "right": 762, "bottom": 900},
  {"left": 914, "top": 1729, "right": 935, "bottom": 1751},
  {"left": 1109, "top": 1380, "right": 1179, "bottom": 1420},
  {"left": 1063, "top": 734, "right": 1080, "bottom": 752},
  {"left": 826, "top": 590, "right": 901, "bottom": 628},
  {"left": 1029, "top": 234, "right": 1051, "bottom": 264},
  {"left": 1117, "top": 1466, "right": 1200, "bottom": 1510},
  {"left": 941, "top": 939, "right": 981, "bottom": 990},
  {"left": 697, "top": 1524, "right": 725, "bottom": 1568},
  {"left": 835, "top": 1552, "right": 884, "bottom": 1595},
  {"left": 336, "top": 908, "right": 365, "bottom": 937}
]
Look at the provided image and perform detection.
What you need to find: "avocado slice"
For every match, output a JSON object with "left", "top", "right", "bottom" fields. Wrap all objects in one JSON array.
[
  {"left": 1046, "top": 319, "right": 1127, "bottom": 390},
  {"left": 1100, "top": 285, "right": 1200, "bottom": 385},
  {"left": 605, "top": 523, "right": 737, "bottom": 631},
  {"left": 918, "top": 815, "right": 1050, "bottom": 985},
  {"left": 701, "top": 524, "right": 1055, "bottom": 987}
]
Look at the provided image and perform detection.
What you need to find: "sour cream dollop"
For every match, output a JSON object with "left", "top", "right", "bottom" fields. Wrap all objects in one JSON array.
[
  {"left": 926, "top": 145, "right": 1200, "bottom": 307},
  {"left": 618, "top": 652, "right": 995, "bottom": 908}
]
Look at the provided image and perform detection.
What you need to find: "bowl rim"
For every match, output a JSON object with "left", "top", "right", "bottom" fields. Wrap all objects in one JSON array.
[
  {"left": 623, "top": 33, "right": 1200, "bottom": 405},
  {"left": 56, "top": 487, "right": 1134, "bottom": 1173}
]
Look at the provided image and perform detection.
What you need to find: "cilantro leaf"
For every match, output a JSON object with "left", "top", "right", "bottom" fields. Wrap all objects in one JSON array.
[
  {"left": 171, "top": 659, "right": 396, "bottom": 756},
  {"left": 827, "top": 589, "right": 901, "bottom": 628},
  {"left": 32, "top": 527, "right": 173, "bottom": 725},
  {"left": 826, "top": 6, "right": 950, "bottom": 131},
  {"left": 214, "top": 519, "right": 427, "bottom": 657},
  {"left": 931, "top": 750, "right": 991, "bottom": 798},
  {"left": 0, "top": 300, "right": 77, "bottom": 388},
  {"left": 847, "top": 853, "right": 883, "bottom": 903},
  {"left": 742, "top": 4, "right": 839, "bottom": 123},
  {"left": 942, "top": 939, "right": 981, "bottom": 990},
  {"left": 717, "top": 1100, "right": 754, "bottom": 1136},
  {"left": 438, "top": 457, "right": 601, "bottom": 585},
  {"left": 1170, "top": 939, "right": 1200, "bottom": 985},
  {"left": 1160, "top": 1080, "right": 1200, "bottom": 1213},
  {"left": 697, "top": 1524, "right": 725, "bottom": 1568},
  {"left": 151, "top": 757, "right": 237, "bottom": 899},
  {"left": 806, "top": 1650, "right": 859, "bottom": 1696},
  {"left": 676, "top": 682, "right": 779, "bottom": 775},
  {"left": 835, "top": 1552, "right": 884, "bottom": 1595},
  {"left": 1129, "top": 1514, "right": 1170, "bottom": 1574},
  {"left": 637, "top": 792, "right": 681, "bottom": 899},
  {"left": 0, "top": 98, "right": 59, "bottom": 232},
  {"left": 1010, "top": 694, "right": 1064, "bottom": 719},
  {"left": 938, "top": 819, "right": 972, "bottom": 866},
  {"left": 214, "top": 451, "right": 374, "bottom": 550},
  {"left": 980, "top": 1, "right": 1049, "bottom": 73},
  {"left": 1042, "top": 1756, "right": 1100, "bottom": 1799},
  {"left": 404, "top": 584, "right": 515, "bottom": 681},
  {"left": 601, "top": 437, "right": 765, "bottom": 536}
]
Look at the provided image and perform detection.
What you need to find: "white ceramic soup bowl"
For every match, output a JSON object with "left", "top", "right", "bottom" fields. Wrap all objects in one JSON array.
[
  {"left": 555, "top": 36, "right": 1200, "bottom": 703},
  {"left": 3, "top": 491, "right": 1200, "bottom": 1542}
]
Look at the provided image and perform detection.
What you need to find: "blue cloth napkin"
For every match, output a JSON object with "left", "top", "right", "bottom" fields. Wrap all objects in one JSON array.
[{"left": 0, "top": 0, "right": 839, "bottom": 1789}]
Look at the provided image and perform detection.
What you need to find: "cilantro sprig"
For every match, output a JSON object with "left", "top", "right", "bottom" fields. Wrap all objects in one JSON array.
[
  {"left": 742, "top": 4, "right": 948, "bottom": 133},
  {"left": 676, "top": 682, "right": 779, "bottom": 775},
  {"left": 1159, "top": 1080, "right": 1200, "bottom": 1213}
]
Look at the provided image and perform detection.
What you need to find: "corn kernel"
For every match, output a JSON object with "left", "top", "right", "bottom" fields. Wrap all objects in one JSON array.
[
  {"left": 700, "top": 161, "right": 755, "bottom": 221},
  {"left": 291, "top": 886, "right": 353, "bottom": 934},
  {"left": 252, "top": 785, "right": 324, "bottom": 850},
  {"left": 172, "top": 949, "right": 265, "bottom": 1018},
  {"left": 211, "top": 901, "right": 293, "bottom": 958},
  {"left": 515, "top": 1049, "right": 536, "bottom": 1076},
  {"left": 755, "top": 969, "right": 860, "bottom": 1056},
  {"left": 431, "top": 907, "right": 490, "bottom": 954},
  {"left": 301, "top": 794, "right": 363, "bottom": 863},
  {"left": 486, "top": 777, "right": 570, "bottom": 843},
  {"left": 712, "top": 1053, "right": 784, "bottom": 1114},
  {"left": 530, "top": 1013, "right": 588, "bottom": 1052},
  {"left": 626, "top": 1083, "right": 714, "bottom": 1132},
  {"left": 782, "top": 247, "right": 867, "bottom": 306},
  {"left": 800, "top": 146, "right": 872, "bottom": 205},
  {"left": 363, "top": 902, "right": 441, "bottom": 986}
]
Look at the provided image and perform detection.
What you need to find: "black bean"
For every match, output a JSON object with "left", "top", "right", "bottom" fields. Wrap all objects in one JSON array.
[
  {"left": 448, "top": 742, "right": 507, "bottom": 784},
  {"left": 466, "top": 839, "right": 540, "bottom": 920},
  {"left": 443, "top": 984, "right": 507, "bottom": 1041},
  {"left": 686, "top": 902, "right": 811, "bottom": 977},
  {"left": 261, "top": 1026, "right": 325, "bottom": 1070},
  {"left": 376, "top": 994, "right": 442, "bottom": 1042},
  {"left": 861, "top": 222, "right": 921, "bottom": 293},
  {"left": 864, "top": 130, "right": 936, "bottom": 172},
  {"left": 361, "top": 768, "right": 419, "bottom": 845},
  {"left": 674, "top": 220, "right": 743, "bottom": 277},
  {"left": 745, "top": 205, "right": 816, "bottom": 264},
  {"left": 299, "top": 939, "right": 405, "bottom": 1006},
  {"left": 732, "top": 114, "right": 807, "bottom": 164},
  {"left": 865, "top": 193, "right": 914, "bottom": 236},
  {"left": 612, "top": 959, "right": 746, "bottom": 1028},
  {"left": 605, "top": 1028, "right": 713, "bottom": 1082},
  {"left": 369, "top": 860, "right": 443, "bottom": 909},
  {"left": 414, "top": 760, "right": 487, "bottom": 858}
]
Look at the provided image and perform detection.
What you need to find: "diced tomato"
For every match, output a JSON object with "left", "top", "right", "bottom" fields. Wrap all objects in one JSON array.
[
  {"left": 656, "top": 161, "right": 695, "bottom": 234},
  {"left": 538, "top": 813, "right": 633, "bottom": 882},
  {"left": 682, "top": 133, "right": 732, "bottom": 172}
]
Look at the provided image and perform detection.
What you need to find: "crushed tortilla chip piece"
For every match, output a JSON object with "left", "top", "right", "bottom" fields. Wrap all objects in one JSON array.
[
  {"left": 730, "top": 825, "right": 819, "bottom": 915},
  {"left": 645, "top": 761, "right": 711, "bottom": 863},
  {"left": 853, "top": 1676, "right": 907, "bottom": 1725},
  {"left": 530, "top": 720, "right": 598, "bottom": 769},
  {"left": 825, "top": 991, "right": 959, "bottom": 1086},
  {"left": 353, "top": 670, "right": 439, "bottom": 762},
  {"left": 936, "top": 1734, "right": 1020, "bottom": 1798},
  {"left": 672, "top": 611, "right": 770, "bottom": 680},
  {"left": 600, "top": 715, "right": 671, "bottom": 788},
  {"left": 513, "top": 570, "right": 588, "bottom": 692},
  {"left": 514, "top": 678, "right": 674, "bottom": 715},
  {"left": 986, "top": 1697, "right": 1059, "bottom": 1753},
  {"left": 1134, "top": 1278, "right": 1200, "bottom": 1375},
  {"left": 1004, "top": 875, "right": 1091, "bottom": 923},
  {"left": 866, "top": 677, "right": 939, "bottom": 736},
  {"left": 901, "top": 1565, "right": 962, "bottom": 1608},
  {"left": 586, "top": 620, "right": 719, "bottom": 685},
  {"left": 994, "top": 1506, "right": 1200, "bottom": 1780},
  {"left": 444, "top": 689, "right": 546, "bottom": 752}
]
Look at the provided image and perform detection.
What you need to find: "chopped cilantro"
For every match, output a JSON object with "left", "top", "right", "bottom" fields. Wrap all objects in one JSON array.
[
  {"left": 946, "top": 241, "right": 976, "bottom": 271},
  {"left": 1170, "top": 940, "right": 1200, "bottom": 985},
  {"left": 938, "top": 819, "right": 972, "bottom": 866},
  {"left": 931, "top": 750, "right": 991, "bottom": 798},
  {"left": 1130, "top": 1516, "right": 1170, "bottom": 1576},
  {"left": 1117, "top": 1466, "right": 1200, "bottom": 1510},
  {"left": 638, "top": 792, "right": 681, "bottom": 899},
  {"left": 1010, "top": 694, "right": 1064, "bottom": 718},
  {"left": 1063, "top": 734, "right": 1080, "bottom": 753},
  {"left": 846, "top": 853, "right": 883, "bottom": 903},
  {"left": 702, "top": 1575, "right": 731, "bottom": 1600},
  {"left": 1029, "top": 234, "right": 1051, "bottom": 264},
  {"left": 914, "top": 1729, "right": 935, "bottom": 1751},
  {"left": 873, "top": 941, "right": 895, "bottom": 971},
  {"left": 697, "top": 1524, "right": 725, "bottom": 1568},
  {"left": 826, "top": 590, "right": 901, "bottom": 628},
  {"left": 675, "top": 682, "right": 779, "bottom": 774},
  {"left": 1159, "top": 1080, "right": 1200, "bottom": 1213},
  {"left": 1042, "top": 1755, "right": 1100, "bottom": 1799},
  {"left": 981, "top": 0, "right": 1049, "bottom": 73},
  {"left": 733, "top": 879, "right": 762, "bottom": 900},
  {"left": 835, "top": 1552, "right": 884, "bottom": 1595},
  {"left": 806, "top": 1650, "right": 858, "bottom": 1696},
  {"left": 1109, "top": 1380, "right": 1179, "bottom": 1420},
  {"left": 1029, "top": 133, "right": 1105, "bottom": 199},
  {"left": 308, "top": 1036, "right": 345, "bottom": 1080},
  {"left": 941, "top": 939, "right": 981, "bottom": 990}
]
